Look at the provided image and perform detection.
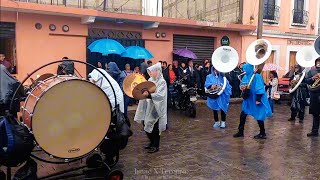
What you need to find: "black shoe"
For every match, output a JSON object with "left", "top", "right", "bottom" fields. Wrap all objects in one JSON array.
[
  {"left": 288, "top": 117, "right": 295, "bottom": 121},
  {"left": 147, "top": 147, "right": 159, "bottom": 153},
  {"left": 144, "top": 144, "right": 152, "bottom": 149},
  {"left": 254, "top": 134, "right": 267, "bottom": 139},
  {"left": 299, "top": 120, "right": 304, "bottom": 123},
  {"left": 307, "top": 132, "right": 319, "bottom": 137},
  {"left": 233, "top": 132, "right": 244, "bottom": 138}
]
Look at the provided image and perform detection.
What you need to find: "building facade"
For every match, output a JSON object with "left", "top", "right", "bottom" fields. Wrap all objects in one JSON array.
[
  {"left": 0, "top": 0, "right": 319, "bottom": 81},
  {"left": 0, "top": 0, "right": 254, "bottom": 81},
  {"left": 241, "top": 0, "right": 320, "bottom": 80}
]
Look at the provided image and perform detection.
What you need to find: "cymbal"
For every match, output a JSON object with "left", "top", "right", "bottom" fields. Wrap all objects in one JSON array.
[
  {"left": 132, "top": 81, "right": 156, "bottom": 100},
  {"left": 123, "top": 73, "right": 146, "bottom": 98}
]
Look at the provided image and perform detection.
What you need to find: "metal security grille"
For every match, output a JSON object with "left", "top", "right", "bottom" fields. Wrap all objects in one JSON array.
[{"left": 173, "top": 35, "right": 214, "bottom": 64}]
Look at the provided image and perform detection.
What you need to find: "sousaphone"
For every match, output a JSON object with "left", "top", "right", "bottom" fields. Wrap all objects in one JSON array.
[
  {"left": 289, "top": 46, "right": 319, "bottom": 93},
  {"left": 209, "top": 46, "right": 239, "bottom": 96},
  {"left": 241, "top": 39, "right": 272, "bottom": 99}
]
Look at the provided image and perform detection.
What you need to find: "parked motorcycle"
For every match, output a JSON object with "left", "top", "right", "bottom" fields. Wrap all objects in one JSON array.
[{"left": 170, "top": 75, "right": 197, "bottom": 118}]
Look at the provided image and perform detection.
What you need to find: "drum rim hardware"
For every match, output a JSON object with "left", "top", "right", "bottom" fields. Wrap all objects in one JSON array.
[
  {"left": 9, "top": 60, "right": 118, "bottom": 164},
  {"left": 21, "top": 76, "right": 112, "bottom": 160}
]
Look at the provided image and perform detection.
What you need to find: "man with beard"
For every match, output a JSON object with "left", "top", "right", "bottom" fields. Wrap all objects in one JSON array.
[{"left": 305, "top": 58, "right": 320, "bottom": 137}]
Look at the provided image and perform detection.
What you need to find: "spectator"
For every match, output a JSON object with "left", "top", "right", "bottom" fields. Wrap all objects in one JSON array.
[
  {"left": 266, "top": 71, "right": 279, "bottom": 113},
  {"left": 172, "top": 60, "right": 179, "bottom": 79},
  {"left": 187, "top": 60, "right": 200, "bottom": 88},
  {"left": 140, "top": 62, "right": 150, "bottom": 80},
  {"left": 97, "top": 62, "right": 103, "bottom": 68},
  {"left": 147, "top": 60, "right": 152, "bottom": 67},
  {"left": 134, "top": 66, "right": 140, "bottom": 73},
  {"left": 0, "top": 53, "right": 12, "bottom": 72},
  {"left": 161, "top": 61, "right": 168, "bottom": 70},
  {"left": 107, "top": 62, "right": 122, "bottom": 84},
  {"left": 121, "top": 64, "right": 133, "bottom": 117}
]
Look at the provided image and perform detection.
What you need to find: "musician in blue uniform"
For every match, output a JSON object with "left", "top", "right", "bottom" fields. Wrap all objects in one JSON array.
[
  {"left": 205, "top": 66, "right": 232, "bottom": 128},
  {"left": 233, "top": 63, "right": 272, "bottom": 139}
]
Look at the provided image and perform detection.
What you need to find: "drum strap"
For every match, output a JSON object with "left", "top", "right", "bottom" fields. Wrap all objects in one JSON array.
[{"left": 0, "top": 116, "right": 14, "bottom": 154}]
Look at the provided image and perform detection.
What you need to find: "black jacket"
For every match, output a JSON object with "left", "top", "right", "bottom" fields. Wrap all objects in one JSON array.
[{"left": 304, "top": 68, "right": 320, "bottom": 114}]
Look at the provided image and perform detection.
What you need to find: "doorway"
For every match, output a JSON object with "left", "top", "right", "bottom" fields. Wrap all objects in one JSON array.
[
  {"left": 261, "top": 51, "right": 275, "bottom": 83},
  {"left": 0, "top": 22, "right": 16, "bottom": 74}
]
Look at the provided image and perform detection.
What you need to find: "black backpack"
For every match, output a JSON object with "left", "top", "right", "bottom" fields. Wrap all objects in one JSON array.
[{"left": 0, "top": 116, "right": 35, "bottom": 167}]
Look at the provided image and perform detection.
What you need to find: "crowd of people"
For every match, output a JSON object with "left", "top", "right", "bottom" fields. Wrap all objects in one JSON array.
[{"left": 1, "top": 55, "right": 320, "bottom": 154}]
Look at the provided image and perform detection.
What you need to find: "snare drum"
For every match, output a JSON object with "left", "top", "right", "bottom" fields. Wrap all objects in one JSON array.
[{"left": 21, "top": 75, "right": 112, "bottom": 159}]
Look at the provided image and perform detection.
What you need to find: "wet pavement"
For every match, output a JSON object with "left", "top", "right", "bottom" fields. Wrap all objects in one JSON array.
[
  {"left": 118, "top": 103, "right": 320, "bottom": 180},
  {"left": 2, "top": 102, "right": 320, "bottom": 179}
]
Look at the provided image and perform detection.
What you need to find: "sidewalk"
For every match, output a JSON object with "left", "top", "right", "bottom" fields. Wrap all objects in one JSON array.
[{"left": 128, "top": 98, "right": 243, "bottom": 111}]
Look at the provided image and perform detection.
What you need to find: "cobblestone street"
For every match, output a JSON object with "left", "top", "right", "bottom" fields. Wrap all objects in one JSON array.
[
  {"left": 118, "top": 103, "right": 320, "bottom": 180},
  {"left": 2, "top": 102, "right": 320, "bottom": 180}
]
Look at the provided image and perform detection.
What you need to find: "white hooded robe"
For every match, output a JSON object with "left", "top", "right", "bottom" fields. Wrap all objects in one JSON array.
[{"left": 134, "top": 63, "right": 168, "bottom": 133}]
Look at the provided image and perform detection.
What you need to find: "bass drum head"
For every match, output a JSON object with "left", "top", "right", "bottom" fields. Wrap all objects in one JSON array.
[{"left": 31, "top": 79, "right": 111, "bottom": 159}]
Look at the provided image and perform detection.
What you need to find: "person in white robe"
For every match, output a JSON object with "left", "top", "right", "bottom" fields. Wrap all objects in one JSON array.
[
  {"left": 88, "top": 68, "right": 124, "bottom": 113},
  {"left": 134, "top": 62, "right": 167, "bottom": 153}
]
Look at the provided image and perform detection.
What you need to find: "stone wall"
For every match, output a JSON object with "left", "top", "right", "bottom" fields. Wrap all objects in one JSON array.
[
  {"left": 163, "top": 0, "right": 240, "bottom": 23},
  {"left": 20, "top": 0, "right": 142, "bottom": 14}
]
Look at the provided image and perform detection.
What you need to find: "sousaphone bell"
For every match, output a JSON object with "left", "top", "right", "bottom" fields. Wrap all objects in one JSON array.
[
  {"left": 241, "top": 39, "right": 272, "bottom": 99},
  {"left": 289, "top": 46, "right": 319, "bottom": 93},
  {"left": 209, "top": 46, "right": 239, "bottom": 97}
]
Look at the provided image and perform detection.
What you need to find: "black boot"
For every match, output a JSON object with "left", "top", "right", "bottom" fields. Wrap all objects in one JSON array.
[
  {"left": 234, "top": 112, "right": 247, "bottom": 138},
  {"left": 233, "top": 131, "right": 244, "bottom": 138},
  {"left": 254, "top": 133, "right": 267, "bottom": 139},
  {"left": 147, "top": 147, "right": 159, "bottom": 153},
  {"left": 144, "top": 132, "right": 153, "bottom": 149},
  {"left": 307, "top": 132, "right": 319, "bottom": 137},
  {"left": 255, "top": 120, "right": 266, "bottom": 139},
  {"left": 288, "top": 117, "right": 295, "bottom": 121}
]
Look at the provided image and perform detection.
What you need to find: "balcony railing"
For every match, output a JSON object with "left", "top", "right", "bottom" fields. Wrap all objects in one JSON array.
[
  {"left": 292, "top": 9, "right": 309, "bottom": 26},
  {"left": 14, "top": 0, "right": 142, "bottom": 15},
  {"left": 263, "top": 4, "right": 280, "bottom": 24}
]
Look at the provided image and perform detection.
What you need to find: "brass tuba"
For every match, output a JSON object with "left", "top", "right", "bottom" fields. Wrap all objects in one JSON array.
[
  {"left": 208, "top": 46, "right": 239, "bottom": 97},
  {"left": 240, "top": 39, "right": 272, "bottom": 99},
  {"left": 289, "top": 46, "right": 319, "bottom": 93},
  {"left": 308, "top": 36, "right": 320, "bottom": 92}
]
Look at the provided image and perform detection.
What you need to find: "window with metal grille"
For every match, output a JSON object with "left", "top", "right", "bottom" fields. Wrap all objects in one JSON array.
[
  {"left": 292, "top": 0, "right": 308, "bottom": 26},
  {"left": 263, "top": 0, "right": 280, "bottom": 23}
]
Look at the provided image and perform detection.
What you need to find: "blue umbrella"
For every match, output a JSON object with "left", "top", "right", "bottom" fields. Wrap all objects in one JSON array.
[
  {"left": 121, "top": 46, "right": 154, "bottom": 60},
  {"left": 87, "top": 39, "right": 125, "bottom": 55}
]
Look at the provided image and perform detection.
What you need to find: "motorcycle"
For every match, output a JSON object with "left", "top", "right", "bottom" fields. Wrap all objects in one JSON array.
[{"left": 170, "top": 75, "right": 197, "bottom": 118}]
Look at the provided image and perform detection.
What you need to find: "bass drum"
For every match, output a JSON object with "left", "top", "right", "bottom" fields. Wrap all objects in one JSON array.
[{"left": 21, "top": 75, "right": 112, "bottom": 159}]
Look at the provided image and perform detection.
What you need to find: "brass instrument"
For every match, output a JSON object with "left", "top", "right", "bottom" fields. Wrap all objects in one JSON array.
[
  {"left": 210, "top": 46, "right": 239, "bottom": 97},
  {"left": 290, "top": 46, "right": 318, "bottom": 93},
  {"left": 240, "top": 39, "right": 272, "bottom": 99},
  {"left": 308, "top": 72, "right": 320, "bottom": 92},
  {"left": 308, "top": 36, "right": 320, "bottom": 92},
  {"left": 123, "top": 73, "right": 156, "bottom": 100},
  {"left": 122, "top": 73, "right": 146, "bottom": 98}
]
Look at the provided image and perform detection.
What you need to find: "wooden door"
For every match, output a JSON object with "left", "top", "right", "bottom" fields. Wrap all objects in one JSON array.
[
  {"left": 262, "top": 51, "right": 275, "bottom": 83},
  {"left": 289, "top": 51, "right": 297, "bottom": 71}
]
